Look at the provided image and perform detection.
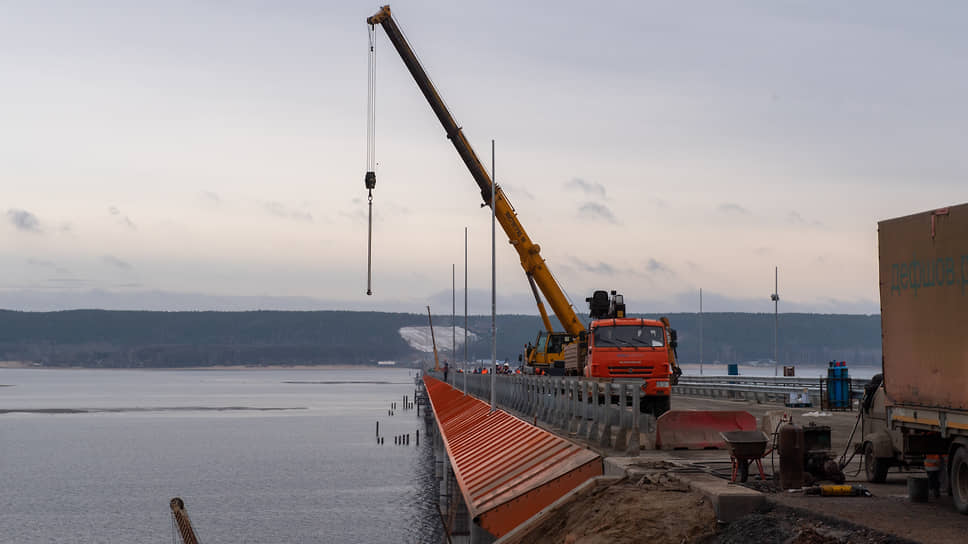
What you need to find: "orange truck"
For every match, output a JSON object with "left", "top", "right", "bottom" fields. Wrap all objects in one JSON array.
[{"left": 563, "top": 291, "right": 681, "bottom": 416}]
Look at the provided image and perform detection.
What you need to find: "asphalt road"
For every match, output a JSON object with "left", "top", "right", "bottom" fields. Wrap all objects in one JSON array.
[{"left": 667, "top": 395, "right": 968, "bottom": 543}]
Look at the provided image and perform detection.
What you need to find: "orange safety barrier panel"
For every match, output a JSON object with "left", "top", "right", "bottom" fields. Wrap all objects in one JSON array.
[
  {"left": 423, "top": 376, "right": 602, "bottom": 538},
  {"left": 655, "top": 410, "right": 757, "bottom": 450}
]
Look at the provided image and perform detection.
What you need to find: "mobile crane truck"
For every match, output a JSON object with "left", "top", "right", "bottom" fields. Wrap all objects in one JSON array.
[
  {"left": 365, "top": 5, "right": 680, "bottom": 415},
  {"left": 859, "top": 202, "right": 968, "bottom": 513}
]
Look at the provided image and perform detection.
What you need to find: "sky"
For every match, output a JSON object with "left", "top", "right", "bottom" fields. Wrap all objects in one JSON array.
[{"left": 2, "top": 1, "right": 967, "bottom": 315}]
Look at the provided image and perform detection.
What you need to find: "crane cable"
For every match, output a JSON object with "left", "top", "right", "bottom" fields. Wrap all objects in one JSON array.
[{"left": 365, "top": 24, "right": 377, "bottom": 295}]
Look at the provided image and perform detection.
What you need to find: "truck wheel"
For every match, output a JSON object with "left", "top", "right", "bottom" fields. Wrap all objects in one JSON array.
[
  {"left": 952, "top": 446, "right": 968, "bottom": 515},
  {"left": 864, "top": 442, "right": 889, "bottom": 483}
]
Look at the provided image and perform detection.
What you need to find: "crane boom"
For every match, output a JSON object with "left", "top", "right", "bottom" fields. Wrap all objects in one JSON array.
[{"left": 367, "top": 5, "right": 584, "bottom": 337}]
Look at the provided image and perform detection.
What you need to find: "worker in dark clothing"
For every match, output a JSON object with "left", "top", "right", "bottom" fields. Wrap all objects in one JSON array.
[{"left": 443, "top": 361, "right": 449, "bottom": 383}]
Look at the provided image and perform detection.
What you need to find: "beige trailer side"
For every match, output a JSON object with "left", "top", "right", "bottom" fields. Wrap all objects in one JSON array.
[{"left": 877, "top": 202, "right": 968, "bottom": 411}]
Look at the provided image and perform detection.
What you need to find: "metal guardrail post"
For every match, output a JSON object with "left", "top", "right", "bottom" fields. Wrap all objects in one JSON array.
[
  {"left": 553, "top": 378, "right": 563, "bottom": 427},
  {"left": 613, "top": 384, "right": 629, "bottom": 451},
  {"left": 586, "top": 382, "right": 599, "bottom": 441},
  {"left": 577, "top": 382, "right": 589, "bottom": 437},
  {"left": 566, "top": 380, "right": 577, "bottom": 433},
  {"left": 599, "top": 382, "right": 612, "bottom": 448},
  {"left": 626, "top": 391, "right": 640, "bottom": 456}
]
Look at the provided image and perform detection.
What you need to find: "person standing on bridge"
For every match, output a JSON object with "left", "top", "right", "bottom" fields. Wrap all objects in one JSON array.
[{"left": 443, "top": 361, "right": 449, "bottom": 383}]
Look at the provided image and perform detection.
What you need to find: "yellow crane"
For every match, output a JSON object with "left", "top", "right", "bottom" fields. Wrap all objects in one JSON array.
[{"left": 366, "top": 5, "right": 581, "bottom": 373}]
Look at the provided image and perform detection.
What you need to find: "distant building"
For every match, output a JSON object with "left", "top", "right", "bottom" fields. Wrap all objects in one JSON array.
[{"left": 377, "top": 361, "right": 397, "bottom": 366}]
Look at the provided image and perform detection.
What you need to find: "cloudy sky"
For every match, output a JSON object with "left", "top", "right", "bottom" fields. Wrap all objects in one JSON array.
[{"left": 2, "top": 1, "right": 967, "bottom": 314}]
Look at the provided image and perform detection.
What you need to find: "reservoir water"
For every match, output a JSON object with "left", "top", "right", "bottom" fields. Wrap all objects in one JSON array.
[{"left": 0, "top": 367, "right": 439, "bottom": 543}]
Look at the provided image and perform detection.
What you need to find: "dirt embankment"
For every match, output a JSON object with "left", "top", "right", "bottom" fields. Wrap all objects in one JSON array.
[
  {"left": 506, "top": 471, "right": 917, "bottom": 544},
  {"left": 510, "top": 474, "right": 718, "bottom": 544}
]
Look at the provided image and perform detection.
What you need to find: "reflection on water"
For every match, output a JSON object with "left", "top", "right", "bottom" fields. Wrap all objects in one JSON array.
[{"left": 0, "top": 367, "right": 433, "bottom": 543}]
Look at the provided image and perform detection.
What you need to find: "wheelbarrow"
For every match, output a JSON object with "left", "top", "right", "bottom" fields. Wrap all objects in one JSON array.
[{"left": 721, "top": 430, "right": 771, "bottom": 483}]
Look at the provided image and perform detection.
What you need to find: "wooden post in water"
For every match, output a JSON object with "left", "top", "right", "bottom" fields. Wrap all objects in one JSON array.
[{"left": 170, "top": 498, "right": 200, "bottom": 544}]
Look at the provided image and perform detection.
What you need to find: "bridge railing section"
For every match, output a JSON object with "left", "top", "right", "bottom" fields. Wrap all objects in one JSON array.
[
  {"left": 434, "top": 372, "right": 652, "bottom": 455},
  {"left": 674, "top": 375, "right": 871, "bottom": 408}
]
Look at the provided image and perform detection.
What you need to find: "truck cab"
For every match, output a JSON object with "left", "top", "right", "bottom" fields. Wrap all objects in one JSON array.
[
  {"left": 583, "top": 318, "right": 674, "bottom": 415},
  {"left": 526, "top": 331, "right": 574, "bottom": 375}
]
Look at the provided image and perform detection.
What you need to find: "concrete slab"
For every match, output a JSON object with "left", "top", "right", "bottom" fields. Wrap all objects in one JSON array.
[{"left": 683, "top": 473, "right": 766, "bottom": 522}]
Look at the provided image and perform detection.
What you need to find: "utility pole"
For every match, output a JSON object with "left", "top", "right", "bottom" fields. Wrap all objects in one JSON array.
[
  {"left": 490, "top": 139, "right": 497, "bottom": 411},
  {"left": 464, "top": 227, "right": 468, "bottom": 396},
  {"left": 452, "top": 263, "right": 456, "bottom": 371},
  {"left": 699, "top": 288, "right": 703, "bottom": 376},
  {"left": 771, "top": 267, "right": 779, "bottom": 377}
]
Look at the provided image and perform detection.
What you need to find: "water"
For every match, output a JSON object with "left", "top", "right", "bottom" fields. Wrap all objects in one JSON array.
[{"left": 0, "top": 367, "right": 438, "bottom": 543}]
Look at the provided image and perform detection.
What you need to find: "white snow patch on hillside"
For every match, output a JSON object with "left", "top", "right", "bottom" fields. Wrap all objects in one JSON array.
[{"left": 399, "top": 326, "right": 477, "bottom": 353}]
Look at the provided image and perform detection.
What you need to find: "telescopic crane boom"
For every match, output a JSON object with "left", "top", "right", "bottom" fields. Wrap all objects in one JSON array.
[{"left": 367, "top": 5, "right": 583, "bottom": 338}]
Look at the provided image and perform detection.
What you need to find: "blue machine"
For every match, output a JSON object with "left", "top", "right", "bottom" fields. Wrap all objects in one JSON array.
[
  {"left": 827, "top": 360, "right": 850, "bottom": 409},
  {"left": 727, "top": 363, "right": 739, "bottom": 376}
]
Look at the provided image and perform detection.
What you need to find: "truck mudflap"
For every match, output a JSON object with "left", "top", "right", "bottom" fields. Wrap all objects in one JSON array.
[{"left": 655, "top": 410, "right": 757, "bottom": 450}]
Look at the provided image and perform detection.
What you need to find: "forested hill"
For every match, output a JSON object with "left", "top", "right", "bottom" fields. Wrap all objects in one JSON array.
[{"left": 0, "top": 310, "right": 881, "bottom": 368}]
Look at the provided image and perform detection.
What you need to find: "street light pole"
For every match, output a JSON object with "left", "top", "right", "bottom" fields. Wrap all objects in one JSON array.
[
  {"left": 464, "top": 226, "right": 468, "bottom": 396},
  {"left": 490, "top": 139, "right": 497, "bottom": 411},
  {"left": 771, "top": 267, "right": 779, "bottom": 377}
]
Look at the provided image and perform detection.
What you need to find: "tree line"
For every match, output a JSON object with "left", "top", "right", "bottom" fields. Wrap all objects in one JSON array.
[{"left": 0, "top": 309, "right": 881, "bottom": 368}]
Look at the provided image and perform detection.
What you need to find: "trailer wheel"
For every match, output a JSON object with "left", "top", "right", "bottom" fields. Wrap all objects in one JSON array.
[
  {"left": 864, "top": 442, "right": 889, "bottom": 483},
  {"left": 951, "top": 446, "right": 968, "bottom": 515}
]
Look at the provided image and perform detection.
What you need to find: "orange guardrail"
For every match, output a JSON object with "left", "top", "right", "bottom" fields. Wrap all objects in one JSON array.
[{"left": 423, "top": 376, "right": 602, "bottom": 538}]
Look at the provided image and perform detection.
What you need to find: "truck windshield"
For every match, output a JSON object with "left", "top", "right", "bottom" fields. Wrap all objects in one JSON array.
[{"left": 593, "top": 325, "right": 665, "bottom": 348}]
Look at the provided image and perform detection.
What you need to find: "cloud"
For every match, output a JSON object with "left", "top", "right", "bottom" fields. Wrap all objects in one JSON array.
[
  {"left": 108, "top": 206, "right": 137, "bottom": 230},
  {"left": 200, "top": 191, "right": 222, "bottom": 204},
  {"left": 262, "top": 201, "right": 313, "bottom": 222},
  {"left": 27, "top": 258, "right": 70, "bottom": 274},
  {"left": 788, "top": 210, "right": 822, "bottom": 227},
  {"left": 502, "top": 183, "right": 535, "bottom": 200},
  {"left": 564, "top": 178, "right": 607, "bottom": 198},
  {"left": 718, "top": 203, "right": 750, "bottom": 215},
  {"left": 645, "top": 258, "right": 673, "bottom": 275},
  {"left": 568, "top": 257, "right": 616, "bottom": 275},
  {"left": 6, "top": 209, "right": 41, "bottom": 232},
  {"left": 577, "top": 202, "right": 619, "bottom": 224},
  {"left": 753, "top": 247, "right": 773, "bottom": 256},
  {"left": 101, "top": 255, "right": 132, "bottom": 270}
]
